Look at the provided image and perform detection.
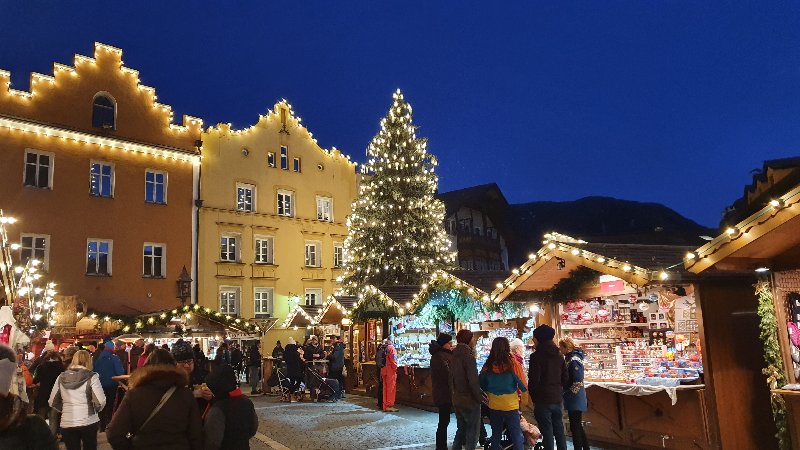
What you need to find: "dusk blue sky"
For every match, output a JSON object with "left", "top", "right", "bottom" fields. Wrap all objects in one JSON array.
[{"left": 2, "top": 2, "right": 799, "bottom": 227}]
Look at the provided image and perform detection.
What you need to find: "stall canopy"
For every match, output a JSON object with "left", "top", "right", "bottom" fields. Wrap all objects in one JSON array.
[
  {"left": 491, "top": 232, "right": 694, "bottom": 302},
  {"left": 282, "top": 304, "right": 322, "bottom": 329},
  {"left": 317, "top": 296, "right": 356, "bottom": 325},
  {"left": 685, "top": 180, "right": 800, "bottom": 274}
]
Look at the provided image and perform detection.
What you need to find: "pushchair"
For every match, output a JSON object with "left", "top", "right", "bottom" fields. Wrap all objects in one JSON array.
[
  {"left": 272, "top": 367, "right": 301, "bottom": 402},
  {"left": 481, "top": 402, "right": 544, "bottom": 450},
  {"left": 305, "top": 365, "right": 341, "bottom": 402}
]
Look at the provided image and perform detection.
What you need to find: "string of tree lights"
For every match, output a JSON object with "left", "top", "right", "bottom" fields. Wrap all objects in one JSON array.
[
  {"left": 341, "top": 90, "right": 456, "bottom": 311},
  {"left": 0, "top": 211, "right": 59, "bottom": 334}
]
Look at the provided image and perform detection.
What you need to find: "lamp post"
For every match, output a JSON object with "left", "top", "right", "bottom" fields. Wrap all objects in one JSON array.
[{"left": 176, "top": 266, "right": 192, "bottom": 306}]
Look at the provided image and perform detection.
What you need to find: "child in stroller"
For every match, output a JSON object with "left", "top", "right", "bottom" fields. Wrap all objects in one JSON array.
[{"left": 481, "top": 402, "right": 543, "bottom": 450}]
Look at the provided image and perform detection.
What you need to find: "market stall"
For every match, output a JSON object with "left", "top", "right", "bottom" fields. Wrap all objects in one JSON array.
[
  {"left": 348, "top": 272, "right": 490, "bottom": 410},
  {"left": 490, "top": 232, "right": 774, "bottom": 450},
  {"left": 686, "top": 180, "right": 800, "bottom": 450},
  {"left": 315, "top": 296, "right": 357, "bottom": 390}
]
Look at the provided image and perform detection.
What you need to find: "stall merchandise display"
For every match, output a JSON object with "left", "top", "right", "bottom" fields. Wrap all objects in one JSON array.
[
  {"left": 561, "top": 290, "right": 703, "bottom": 387},
  {"left": 476, "top": 327, "right": 531, "bottom": 371},
  {"left": 392, "top": 315, "right": 436, "bottom": 368}
]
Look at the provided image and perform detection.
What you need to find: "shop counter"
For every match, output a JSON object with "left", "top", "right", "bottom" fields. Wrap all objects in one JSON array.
[
  {"left": 583, "top": 384, "right": 713, "bottom": 449},
  {"left": 362, "top": 363, "right": 436, "bottom": 411}
]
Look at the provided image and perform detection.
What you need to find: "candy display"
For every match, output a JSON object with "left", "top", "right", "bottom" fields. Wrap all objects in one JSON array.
[
  {"left": 391, "top": 315, "right": 437, "bottom": 368},
  {"left": 560, "top": 290, "right": 703, "bottom": 387}
]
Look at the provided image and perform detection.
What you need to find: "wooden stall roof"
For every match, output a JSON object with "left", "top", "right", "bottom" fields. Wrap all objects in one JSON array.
[
  {"left": 450, "top": 270, "right": 512, "bottom": 294},
  {"left": 491, "top": 232, "right": 692, "bottom": 302},
  {"left": 316, "top": 295, "right": 357, "bottom": 324},
  {"left": 281, "top": 304, "right": 321, "bottom": 328},
  {"left": 686, "top": 181, "right": 800, "bottom": 274}
]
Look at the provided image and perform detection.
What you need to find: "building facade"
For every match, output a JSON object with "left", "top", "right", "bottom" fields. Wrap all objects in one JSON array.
[
  {"left": 437, "top": 183, "right": 511, "bottom": 271},
  {"left": 0, "top": 43, "right": 202, "bottom": 316},
  {"left": 197, "top": 101, "right": 358, "bottom": 342}
]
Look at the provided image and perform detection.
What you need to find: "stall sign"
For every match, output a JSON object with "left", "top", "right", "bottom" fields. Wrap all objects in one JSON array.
[
  {"left": 226, "top": 332, "right": 260, "bottom": 339},
  {"left": 481, "top": 321, "right": 504, "bottom": 331},
  {"left": 600, "top": 279, "right": 625, "bottom": 294}
]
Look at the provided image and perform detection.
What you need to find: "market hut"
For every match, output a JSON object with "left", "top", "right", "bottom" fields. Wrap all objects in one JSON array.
[
  {"left": 344, "top": 271, "right": 489, "bottom": 410},
  {"left": 686, "top": 179, "right": 800, "bottom": 449},
  {"left": 493, "top": 232, "right": 774, "bottom": 450}
]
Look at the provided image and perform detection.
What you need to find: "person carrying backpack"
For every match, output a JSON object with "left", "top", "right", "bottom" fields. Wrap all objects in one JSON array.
[
  {"left": 204, "top": 365, "right": 258, "bottom": 450},
  {"left": 375, "top": 340, "right": 387, "bottom": 410}
]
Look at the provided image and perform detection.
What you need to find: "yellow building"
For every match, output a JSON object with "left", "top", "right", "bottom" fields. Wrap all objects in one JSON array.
[{"left": 198, "top": 101, "right": 358, "bottom": 346}]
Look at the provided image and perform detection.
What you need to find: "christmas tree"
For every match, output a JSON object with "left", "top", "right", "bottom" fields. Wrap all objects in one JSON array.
[{"left": 342, "top": 90, "right": 454, "bottom": 297}]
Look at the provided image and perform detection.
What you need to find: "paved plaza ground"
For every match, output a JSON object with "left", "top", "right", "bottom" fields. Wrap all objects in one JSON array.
[{"left": 83, "top": 394, "right": 596, "bottom": 450}]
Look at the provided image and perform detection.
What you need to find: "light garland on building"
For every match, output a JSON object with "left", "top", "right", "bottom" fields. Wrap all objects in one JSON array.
[
  {"left": 82, "top": 304, "right": 263, "bottom": 335},
  {"left": 1, "top": 42, "right": 203, "bottom": 136}
]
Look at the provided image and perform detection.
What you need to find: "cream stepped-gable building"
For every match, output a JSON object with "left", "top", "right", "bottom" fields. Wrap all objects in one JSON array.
[{"left": 198, "top": 101, "right": 358, "bottom": 345}]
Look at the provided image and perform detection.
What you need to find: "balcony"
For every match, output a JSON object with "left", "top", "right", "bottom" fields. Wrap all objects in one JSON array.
[{"left": 455, "top": 229, "right": 501, "bottom": 252}]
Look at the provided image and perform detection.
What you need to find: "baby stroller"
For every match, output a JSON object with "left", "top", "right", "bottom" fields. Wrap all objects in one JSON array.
[
  {"left": 273, "top": 367, "right": 299, "bottom": 402},
  {"left": 305, "top": 365, "right": 340, "bottom": 402},
  {"left": 481, "top": 403, "right": 544, "bottom": 450}
]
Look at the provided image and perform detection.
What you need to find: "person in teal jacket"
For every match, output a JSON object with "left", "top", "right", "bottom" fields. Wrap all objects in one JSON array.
[{"left": 479, "top": 337, "right": 527, "bottom": 450}]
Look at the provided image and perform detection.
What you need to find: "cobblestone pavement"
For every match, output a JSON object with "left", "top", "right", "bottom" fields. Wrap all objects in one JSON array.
[
  {"left": 253, "top": 394, "right": 598, "bottom": 450},
  {"left": 74, "top": 394, "right": 596, "bottom": 450}
]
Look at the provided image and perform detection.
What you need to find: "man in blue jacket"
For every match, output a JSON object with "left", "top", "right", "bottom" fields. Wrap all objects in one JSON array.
[{"left": 94, "top": 338, "right": 124, "bottom": 431}]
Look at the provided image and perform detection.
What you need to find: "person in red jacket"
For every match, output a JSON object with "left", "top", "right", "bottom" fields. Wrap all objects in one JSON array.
[{"left": 380, "top": 337, "right": 399, "bottom": 412}]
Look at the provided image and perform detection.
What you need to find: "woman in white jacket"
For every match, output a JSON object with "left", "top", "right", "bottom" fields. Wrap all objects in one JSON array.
[{"left": 49, "top": 350, "right": 106, "bottom": 450}]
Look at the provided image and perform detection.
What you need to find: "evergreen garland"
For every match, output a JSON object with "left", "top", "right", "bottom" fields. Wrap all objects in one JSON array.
[
  {"left": 755, "top": 280, "right": 791, "bottom": 450},
  {"left": 551, "top": 267, "right": 601, "bottom": 301}
]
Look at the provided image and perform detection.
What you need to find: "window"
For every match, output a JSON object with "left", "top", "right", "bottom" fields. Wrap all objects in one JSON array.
[
  {"left": 305, "top": 288, "right": 322, "bottom": 306},
  {"left": 145, "top": 170, "right": 167, "bottom": 204},
  {"left": 293, "top": 157, "right": 301, "bottom": 172},
  {"left": 19, "top": 233, "right": 49, "bottom": 269},
  {"left": 316, "top": 197, "right": 332, "bottom": 222},
  {"left": 23, "top": 150, "right": 53, "bottom": 189},
  {"left": 460, "top": 259, "right": 474, "bottom": 270},
  {"left": 219, "top": 287, "right": 239, "bottom": 315},
  {"left": 143, "top": 243, "right": 166, "bottom": 278},
  {"left": 486, "top": 227, "right": 497, "bottom": 240},
  {"left": 220, "top": 235, "right": 239, "bottom": 262},
  {"left": 92, "top": 94, "right": 116, "bottom": 130},
  {"left": 267, "top": 152, "right": 276, "bottom": 168},
  {"left": 304, "top": 241, "right": 321, "bottom": 267},
  {"left": 277, "top": 190, "right": 293, "bottom": 217},
  {"left": 333, "top": 243, "right": 344, "bottom": 268},
  {"left": 447, "top": 220, "right": 456, "bottom": 235},
  {"left": 475, "top": 259, "right": 487, "bottom": 271},
  {"left": 236, "top": 183, "right": 256, "bottom": 212},
  {"left": 90, "top": 161, "right": 114, "bottom": 198},
  {"left": 254, "top": 236, "right": 274, "bottom": 264},
  {"left": 254, "top": 288, "right": 274, "bottom": 316},
  {"left": 280, "top": 146, "right": 288, "bottom": 170},
  {"left": 87, "top": 239, "right": 112, "bottom": 275}
]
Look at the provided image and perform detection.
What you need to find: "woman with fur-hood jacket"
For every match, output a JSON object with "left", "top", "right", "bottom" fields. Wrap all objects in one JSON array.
[{"left": 106, "top": 349, "right": 202, "bottom": 450}]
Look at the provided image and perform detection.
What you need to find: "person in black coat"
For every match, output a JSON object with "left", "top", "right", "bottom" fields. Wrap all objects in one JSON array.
[
  {"left": 528, "top": 324, "right": 569, "bottom": 450},
  {"left": 282, "top": 338, "right": 303, "bottom": 401},
  {"left": 247, "top": 343, "right": 262, "bottom": 395},
  {"left": 230, "top": 344, "right": 244, "bottom": 381},
  {"left": 204, "top": 365, "right": 258, "bottom": 450},
  {"left": 328, "top": 339, "right": 346, "bottom": 399},
  {"left": 32, "top": 351, "right": 64, "bottom": 420},
  {"left": 429, "top": 333, "right": 453, "bottom": 450}
]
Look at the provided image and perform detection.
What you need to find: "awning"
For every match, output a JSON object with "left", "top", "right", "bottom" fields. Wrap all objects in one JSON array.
[{"left": 686, "top": 181, "right": 800, "bottom": 274}]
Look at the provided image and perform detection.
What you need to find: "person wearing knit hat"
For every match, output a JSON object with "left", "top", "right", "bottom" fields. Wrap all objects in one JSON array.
[
  {"left": 529, "top": 324, "right": 568, "bottom": 450},
  {"left": 203, "top": 365, "right": 258, "bottom": 449},
  {"left": 93, "top": 337, "right": 123, "bottom": 431},
  {"left": 171, "top": 340, "right": 194, "bottom": 363},
  {"left": 532, "top": 324, "right": 556, "bottom": 343},
  {"left": 429, "top": 333, "right": 453, "bottom": 450}
]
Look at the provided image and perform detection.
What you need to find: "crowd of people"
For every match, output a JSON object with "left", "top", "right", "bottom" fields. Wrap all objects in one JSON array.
[
  {"left": 270, "top": 335, "right": 347, "bottom": 402},
  {"left": 0, "top": 337, "right": 263, "bottom": 450},
  {"left": 428, "top": 324, "right": 590, "bottom": 450}
]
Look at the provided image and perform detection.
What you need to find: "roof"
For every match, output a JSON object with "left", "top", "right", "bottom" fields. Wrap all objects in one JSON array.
[
  {"left": 377, "top": 285, "right": 422, "bottom": 308},
  {"left": 722, "top": 156, "right": 800, "bottom": 226},
  {"left": 449, "top": 270, "right": 511, "bottom": 294},
  {"left": 687, "top": 180, "right": 800, "bottom": 274},
  {"left": 280, "top": 304, "right": 321, "bottom": 328},
  {"left": 437, "top": 183, "right": 509, "bottom": 217},
  {"left": 492, "top": 232, "right": 695, "bottom": 302},
  {"left": 316, "top": 296, "right": 357, "bottom": 324}
]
